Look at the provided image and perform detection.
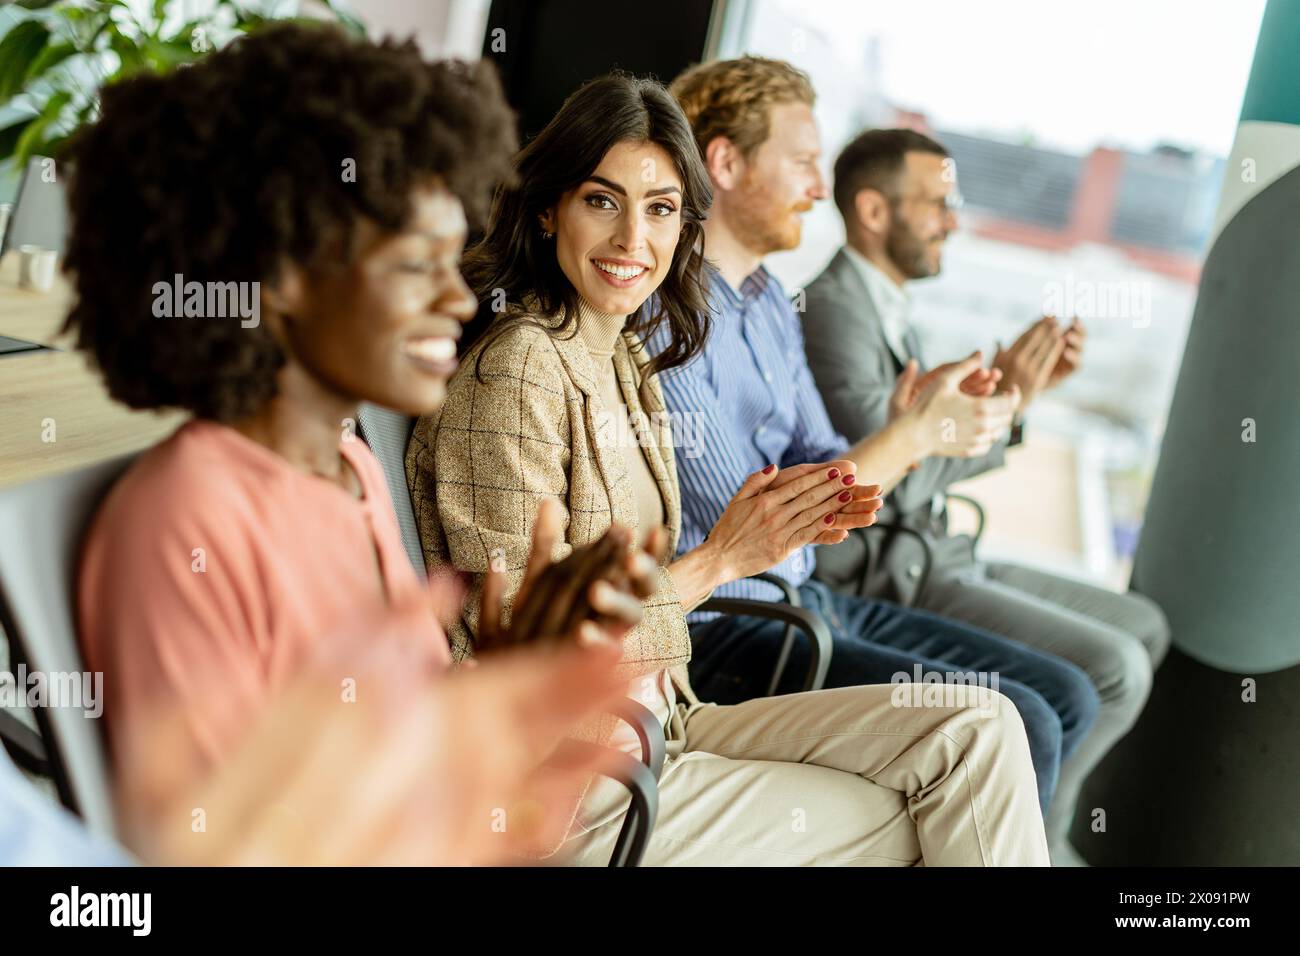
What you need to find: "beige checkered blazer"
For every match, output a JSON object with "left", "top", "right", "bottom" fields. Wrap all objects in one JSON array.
[{"left": 407, "top": 313, "right": 699, "bottom": 722}]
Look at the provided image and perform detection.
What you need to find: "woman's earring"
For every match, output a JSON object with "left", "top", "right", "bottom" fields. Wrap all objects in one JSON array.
[{"left": 542, "top": 229, "right": 555, "bottom": 240}]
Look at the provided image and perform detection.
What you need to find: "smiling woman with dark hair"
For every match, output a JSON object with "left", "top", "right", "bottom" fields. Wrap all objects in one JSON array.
[
  {"left": 409, "top": 72, "right": 1051, "bottom": 866},
  {"left": 461, "top": 72, "right": 714, "bottom": 379},
  {"left": 65, "top": 23, "right": 654, "bottom": 830}
]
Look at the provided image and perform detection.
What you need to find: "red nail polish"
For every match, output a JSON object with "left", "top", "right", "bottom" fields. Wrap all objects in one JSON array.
[
  {"left": 827, "top": 468, "right": 839, "bottom": 480},
  {"left": 838, "top": 491, "right": 852, "bottom": 502},
  {"left": 841, "top": 474, "right": 856, "bottom": 485},
  {"left": 823, "top": 513, "right": 835, "bottom": 524},
  {"left": 762, "top": 464, "right": 776, "bottom": 474}
]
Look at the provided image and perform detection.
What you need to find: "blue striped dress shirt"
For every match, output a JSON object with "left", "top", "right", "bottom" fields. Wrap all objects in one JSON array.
[{"left": 647, "top": 266, "right": 851, "bottom": 614}]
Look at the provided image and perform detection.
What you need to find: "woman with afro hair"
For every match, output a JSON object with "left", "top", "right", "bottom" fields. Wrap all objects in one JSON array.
[{"left": 67, "top": 22, "right": 655, "bottom": 843}]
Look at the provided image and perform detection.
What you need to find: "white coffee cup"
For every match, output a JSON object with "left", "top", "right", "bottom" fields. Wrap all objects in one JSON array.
[{"left": 18, "top": 245, "right": 58, "bottom": 293}]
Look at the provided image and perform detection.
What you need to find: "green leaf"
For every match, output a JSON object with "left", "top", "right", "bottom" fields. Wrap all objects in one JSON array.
[
  {"left": 38, "top": 131, "right": 70, "bottom": 159},
  {"left": 73, "top": 97, "right": 96, "bottom": 126},
  {"left": 142, "top": 35, "right": 199, "bottom": 69},
  {"left": 0, "top": 115, "right": 37, "bottom": 165},
  {"left": 166, "top": 19, "right": 225, "bottom": 58},
  {"left": 13, "top": 1, "right": 64, "bottom": 10},
  {"left": 108, "top": 23, "right": 147, "bottom": 77},
  {"left": 58, "top": 6, "right": 109, "bottom": 49},
  {"left": 24, "top": 40, "right": 78, "bottom": 85},
  {"left": 82, "top": 13, "right": 116, "bottom": 51},
  {"left": 321, "top": 0, "right": 367, "bottom": 37},
  {"left": 236, "top": 14, "right": 344, "bottom": 37},
  {"left": 13, "top": 87, "right": 71, "bottom": 167},
  {"left": 0, "top": 19, "right": 51, "bottom": 99},
  {"left": 229, "top": 4, "right": 266, "bottom": 28}
]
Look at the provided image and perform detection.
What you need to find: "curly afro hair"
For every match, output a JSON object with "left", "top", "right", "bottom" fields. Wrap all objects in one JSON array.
[{"left": 62, "top": 21, "right": 518, "bottom": 422}]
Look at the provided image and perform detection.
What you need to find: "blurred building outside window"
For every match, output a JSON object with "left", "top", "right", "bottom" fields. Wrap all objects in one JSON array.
[{"left": 718, "top": 0, "right": 1265, "bottom": 588}]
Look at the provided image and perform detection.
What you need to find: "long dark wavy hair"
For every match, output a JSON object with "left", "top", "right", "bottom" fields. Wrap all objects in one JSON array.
[{"left": 463, "top": 72, "right": 713, "bottom": 378}]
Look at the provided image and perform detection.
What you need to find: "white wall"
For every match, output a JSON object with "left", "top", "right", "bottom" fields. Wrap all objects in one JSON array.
[{"left": 344, "top": 0, "right": 490, "bottom": 58}]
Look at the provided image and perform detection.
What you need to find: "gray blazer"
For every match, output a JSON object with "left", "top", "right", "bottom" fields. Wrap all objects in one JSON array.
[{"left": 801, "top": 248, "right": 1009, "bottom": 595}]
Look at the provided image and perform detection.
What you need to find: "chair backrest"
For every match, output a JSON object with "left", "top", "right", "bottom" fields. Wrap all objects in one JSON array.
[
  {"left": 356, "top": 404, "right": 426, "bottom": 574},
  {"left": 0, "top": 453, "right": 139, "bottom": 839}
]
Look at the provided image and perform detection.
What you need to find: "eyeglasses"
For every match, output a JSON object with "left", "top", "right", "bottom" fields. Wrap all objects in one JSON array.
[{"left": 896, "top": 190, "right": 964, "bottom": 217}]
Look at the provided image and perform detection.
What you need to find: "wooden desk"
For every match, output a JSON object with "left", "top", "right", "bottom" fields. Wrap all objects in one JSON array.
[
  {"left": 0, "top": 248, "right": 71, "bottom": 345},
  {"left": 0, "top": 251, "right": 184, "bottom": 489}
]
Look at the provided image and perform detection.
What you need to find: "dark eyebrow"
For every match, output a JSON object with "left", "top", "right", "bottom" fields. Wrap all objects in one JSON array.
[
  {"left": 584, "top": 175, "right": 682, "bottom": 200},
  {"left": 584, "top": 176, "right": 627, "bottom": 197}
]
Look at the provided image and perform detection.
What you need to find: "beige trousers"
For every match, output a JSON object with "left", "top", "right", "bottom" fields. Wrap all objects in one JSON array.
[{"left": 562, "top": 684, "right": 1050, "bottom": 866}]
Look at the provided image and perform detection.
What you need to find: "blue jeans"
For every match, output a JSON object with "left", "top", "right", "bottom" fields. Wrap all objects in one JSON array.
[{"left": 688, "top": 580, "right": 1100, "bottom": 815}]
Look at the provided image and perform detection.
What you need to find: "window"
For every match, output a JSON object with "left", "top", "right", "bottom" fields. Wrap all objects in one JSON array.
[{"left": 717, "top": 0, "right": 1265, "bottom": 586}]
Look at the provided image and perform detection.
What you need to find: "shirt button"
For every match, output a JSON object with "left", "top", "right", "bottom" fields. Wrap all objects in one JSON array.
[
  {"left": 763, "top": 372, "right": 773, "bottom": 383},
  {"left": 756, "top": 426, "right": 766, "bottom": 435}
]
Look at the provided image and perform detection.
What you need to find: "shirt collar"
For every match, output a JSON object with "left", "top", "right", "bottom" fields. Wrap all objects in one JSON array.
[
  {"left": 843, "top": 244, "right": 909, "bottom": 321},
  {"left": 711, "top": 263, "right": 771, "bottom": 313},
  {"left": 842, "top": 245, "right": 914, "bottom": 365}
]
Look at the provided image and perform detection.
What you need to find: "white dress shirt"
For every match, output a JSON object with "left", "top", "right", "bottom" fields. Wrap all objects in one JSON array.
[{"left": 843, "top": 244, "right": 916, "bottom": 366}]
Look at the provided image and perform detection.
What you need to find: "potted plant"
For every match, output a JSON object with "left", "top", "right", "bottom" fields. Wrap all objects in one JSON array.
[{"left": 0, "top": 0, "right": 366, "bottom": 168}]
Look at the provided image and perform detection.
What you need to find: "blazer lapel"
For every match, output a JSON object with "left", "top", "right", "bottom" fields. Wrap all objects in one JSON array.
[
  {"left": 550, "top": 326, "right": 640, "bottom": 534},
  {"left": 831, "top": 249, "right": 907, "bottom": 371},
  {"left": 548, "top": 321, "right": 600, "bottom": 397}
]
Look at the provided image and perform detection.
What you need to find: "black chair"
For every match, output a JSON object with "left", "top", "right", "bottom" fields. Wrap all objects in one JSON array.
[
  {"left": 945, "top": 493, "right": 986, "bottom": 546},
  {"left": 698, "top": 572, "right": 833, "bottom": 695},
  {"left": 851, "top": 492, "right": 988, "bottom": 607},
  {"left": 0, "top": 708, "right": 49, "bottom": 776}
]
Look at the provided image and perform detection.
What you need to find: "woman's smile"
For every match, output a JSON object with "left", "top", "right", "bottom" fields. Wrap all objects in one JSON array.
[
  {"left": 591, "top": 257, "right": 650, "bottom": 288},
  {"left": 401, "top": 318, "right": 463, "bottom": 377}
]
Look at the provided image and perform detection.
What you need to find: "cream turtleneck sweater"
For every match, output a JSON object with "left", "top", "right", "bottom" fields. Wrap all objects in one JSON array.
[{"left": 572, "top": 299, "right": 679, "bottom": 831}]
